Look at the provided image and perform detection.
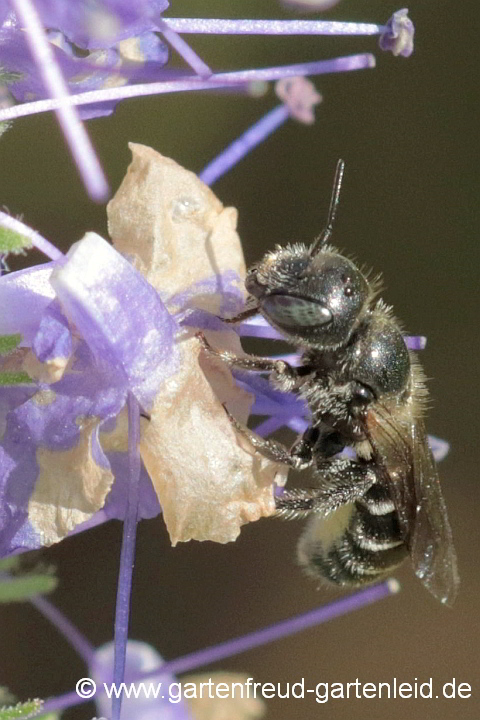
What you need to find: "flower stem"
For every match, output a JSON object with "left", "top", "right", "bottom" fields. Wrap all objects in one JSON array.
[
  {"left": 163, "top": 18, "right": 385, "bottom": 36},
  {"left": 111, "top": 393, "right": 141, "bottom": 720},
  {"left": 10, "top": 0, "right": 109, "bottom": 202}
]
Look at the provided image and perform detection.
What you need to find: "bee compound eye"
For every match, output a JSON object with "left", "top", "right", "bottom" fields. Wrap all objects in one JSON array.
[{"left": 262, "top": 295, "right": 332, "bottom": 328}]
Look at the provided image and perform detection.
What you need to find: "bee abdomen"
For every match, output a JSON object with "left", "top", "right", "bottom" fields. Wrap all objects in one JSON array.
[{"left": 298, "top": 495, "right": 407, "bottom": 587}]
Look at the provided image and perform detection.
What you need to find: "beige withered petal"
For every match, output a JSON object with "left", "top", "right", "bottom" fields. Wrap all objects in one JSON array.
[
  {"left": 22, "top": 348, "right": 69, "bottom": 384},
  {"left": 107, "top": 146, "right": 287, "bottom": 544},
  {"left": 183, "top": 672, "right": 266, "bottom": 720},
  {"left": 29, "top": 416, "right": 114, "bottom": 544},
  {"left": 140, "top": 329, "right": 287, "bottom": 544}
]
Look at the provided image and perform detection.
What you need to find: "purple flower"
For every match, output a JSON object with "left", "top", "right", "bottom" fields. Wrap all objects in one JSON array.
[
  {"left": 91, "top": 639, "right": 268, "bottom": 720},
  {"left": 92, "top": 640, "right": 193, "bottom": 720},
  {"left": 0, "top": 145, "right": 290, "bottom": 558},
  {"left": 0, "top": 5, "right": 170, "bottom": 120},
  {"left": 20, "top": 0, "right": 170, "bottom": 50},
  {"left": 0, "top": 232, "right": 174, "bottom": 555}
]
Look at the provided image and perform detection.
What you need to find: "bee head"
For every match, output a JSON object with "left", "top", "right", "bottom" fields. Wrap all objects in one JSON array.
[{"left": 246, "top": 244, "right": 371, "bottom": 349}]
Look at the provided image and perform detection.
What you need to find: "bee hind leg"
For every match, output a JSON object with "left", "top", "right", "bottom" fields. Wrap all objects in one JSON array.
[{"left": 275, "top": 458, "right": 376, "bottom": 519}]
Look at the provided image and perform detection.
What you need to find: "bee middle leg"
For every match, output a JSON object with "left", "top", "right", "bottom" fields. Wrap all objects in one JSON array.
[
  {"left": 222, "top": 407, "right": 340, "bottom": 473},
  {"left": 222, "top": 404, "right": 306, "bottom": 468}
]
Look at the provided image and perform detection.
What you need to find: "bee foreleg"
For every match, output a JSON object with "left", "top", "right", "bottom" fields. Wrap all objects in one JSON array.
[
  {"left": 218, "top": 304, "right": 260, "bottom": 324},
  {"left": 196, "top": 331, "right": 298, "bottom": 381},
  {"left": 275, "top": 459, "right": 376, "bottom": 519}
]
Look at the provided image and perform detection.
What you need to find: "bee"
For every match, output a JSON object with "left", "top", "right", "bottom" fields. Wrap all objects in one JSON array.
[{"left": 197, "top": 161, "right": 458, "bottom": 606}]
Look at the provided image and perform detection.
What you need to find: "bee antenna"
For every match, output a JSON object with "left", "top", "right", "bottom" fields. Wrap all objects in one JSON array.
[{"left": 310, "top": 159, "right": 345, "bottom": 255}]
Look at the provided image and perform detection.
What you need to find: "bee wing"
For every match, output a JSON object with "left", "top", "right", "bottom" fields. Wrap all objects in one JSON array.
[
  {"left": 366, "top": 406, "right": 459, "bottom": 606},
  {"left": 365, "top": 405, "right": 416, "bottom": 535},
  {"left": 409, "top": 420, "right": 459, "bottom": 606}
]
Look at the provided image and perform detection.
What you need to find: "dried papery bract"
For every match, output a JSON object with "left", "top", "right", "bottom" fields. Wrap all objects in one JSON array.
[
  {"left": 107, "top": 144, "right": 245, "bottom": 306},
  {"left": 108, "top": 145, "right": 287, "bottom": 544},
  {"left": 183, "top": 672, "right": 266, "bottom": 720}
]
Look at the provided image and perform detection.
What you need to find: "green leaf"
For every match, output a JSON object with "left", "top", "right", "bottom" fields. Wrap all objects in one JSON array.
[
  {"left": 0, "top": 334, "right": 22, "bottom": 356},
  {"left": 0, "top": 557, "right": 20, "bottom": 573},
  {"left": 0, "top": 690, "right": 15, "bottom": 708},
  {"left": 0, "top": 574, "right": 58, "bottom": 603},
  {"left": 0, "top": 372, "right": 33, "bottom": 386},
  {"left": 0, "top": 227, "right": 33, "bottom": 256},
  {"left": 0, "top": 122, "right": 12, "bottom": 140},
  {"left": 0, "top": 699, "right": 43, "bottom": 720},
  {"left": 0, "top": 68, "right": 23, "bottom": 84}
]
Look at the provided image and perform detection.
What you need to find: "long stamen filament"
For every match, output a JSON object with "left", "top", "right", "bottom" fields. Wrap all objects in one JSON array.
[
  {"left": 162, "top": 18, "right": 385, "bottom": 36},
  {"left": 158, "top": 20, "right": 212, "bottom": 77},
  {"left": 199, "top": 105, "right": 290, "bottom": 186},
  {"left": 0, "top": 54, "right": 375, "bottom": 123}
]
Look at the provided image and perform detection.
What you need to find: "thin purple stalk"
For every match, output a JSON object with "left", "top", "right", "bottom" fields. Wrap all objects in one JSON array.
[
  {"left": 144, "top": 580, "right": 400, "bottom": 679},
  {"left": 236, "top": 319, "right": 283, "bottom": 339},
  {"left": 10, "top": 0, "right": 109, "bottom": 202},
  {"left": 158, "top": 19, "right": 212, "bottom": 77},
  {"left": 30, "top": 595, "right": 95, "bottom": 665},
  {"left": 0, "top": 53, "right": 375, "bottom": 123},
  {"left": 254, "top": 416, "right": 286, "bottom": 437},
  {"left": 204, "top": 81, "right": 269, "bottom": 97},
  {"left": 405, "top": 335, "right": 426, "bottom": 350},
  {"left": 286, "top": 416, "right": 309, "bottom": 433},
  {"left": 429, "top": 435, "right": 450, "bottom": 462},
  {"left": 238, "top": 320, "right": 426, "bottom": 351},
  {"left": 111, "top": 393, "right": 141, "bottom": 720},
  {"left": 41, "top": 580, "right": 399, "bottom": 715},
  {"left": 199, "top": 105, "right": 289, "bottom": 186},
  {"left": 163, "top": 18, "right": 385, "bottom": 36},
  {"left": 0, "top": 210, "right": 63, "bottom": 261}
]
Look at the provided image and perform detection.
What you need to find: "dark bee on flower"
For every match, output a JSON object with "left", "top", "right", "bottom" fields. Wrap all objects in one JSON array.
[{"left": 198, "top": 161, "right": 458, "bottom": 606}]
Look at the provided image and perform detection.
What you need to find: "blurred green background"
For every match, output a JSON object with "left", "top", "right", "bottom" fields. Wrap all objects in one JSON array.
[{"left": 1, "top": 1, "right": 478, "bottom": 719}]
